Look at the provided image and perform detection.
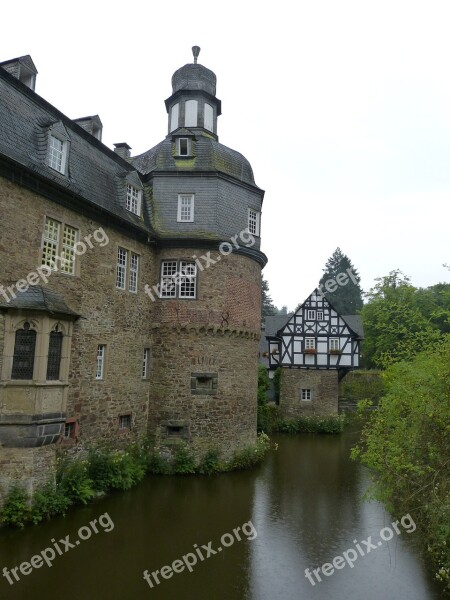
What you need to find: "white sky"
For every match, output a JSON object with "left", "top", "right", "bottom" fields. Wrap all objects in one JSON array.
[{"left": 2, "top": 0, "right": 449, "bottom": 310}]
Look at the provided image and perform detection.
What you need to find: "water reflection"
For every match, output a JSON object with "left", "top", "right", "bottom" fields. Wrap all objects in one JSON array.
[{"left": 0, "top": 431, "right": 445, "bottom": 600}]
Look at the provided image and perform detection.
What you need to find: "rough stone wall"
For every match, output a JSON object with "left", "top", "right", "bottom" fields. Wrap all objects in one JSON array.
[
  {"left": 279, "top": 369, "right": 339, "bottom": 418},
  {"left": 0, "top": 446, "right": 56, "bottom": 504}
]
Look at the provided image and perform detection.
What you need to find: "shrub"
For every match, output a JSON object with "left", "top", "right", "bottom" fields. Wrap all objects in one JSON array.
[
  {"left": 229, "top": 432, "right": 271, "bottom": 470},
  {"left": 1, "top": 486, "right": 30, "bottom": 528},
  {"left": 198, "top": 448, "right": 222, "bottom": 475},
  {"left": 57, "top": 460, "right": 95, "bottom": 504},
  {"left": 147, "top": 451, "right": 172, "bottom": 475},
  {"left": 278, "top": 414, "right": 346, "bottom": 434},
  {"left": 257, "top": 403, "right": 281, "bottom": 433},
  {"left": 273, "top": 367, "right": 282, "bottom": 402},
  {"left": 173, "top": 444, "right": 196, "bottom": 475},
  {"left": 257, "top": 365, "right": 270, "bottom": 406},
  {"left": 32, "top": 482, "right": 71, "bottom": 524}
]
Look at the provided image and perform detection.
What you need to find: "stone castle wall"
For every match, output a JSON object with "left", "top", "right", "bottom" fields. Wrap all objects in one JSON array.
[{"left": 279, "top": 369, "right": 339, "bottom": 418}]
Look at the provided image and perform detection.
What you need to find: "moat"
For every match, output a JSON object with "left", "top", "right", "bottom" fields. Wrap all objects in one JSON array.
[{"left": 0, "top": 429, "right": 445, "bottom": 599}]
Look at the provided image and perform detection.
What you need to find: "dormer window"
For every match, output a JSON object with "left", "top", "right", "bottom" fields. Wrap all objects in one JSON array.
[
  {"left": 126, "top": 184, "right": 142, "bottom": 216},
  {"left": 178, "top": 138, "right": 190, "bottom": 156},
  {"left": 48, "top": 134, "right": 67, "bottom": 174}
]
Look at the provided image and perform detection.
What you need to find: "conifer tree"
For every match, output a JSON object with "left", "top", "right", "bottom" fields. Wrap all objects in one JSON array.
[{"left": 319, "top": 248, "right": 363, "bottom": 314}]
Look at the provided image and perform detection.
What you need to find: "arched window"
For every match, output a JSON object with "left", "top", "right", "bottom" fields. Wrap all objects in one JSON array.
[
  {"left": 46, "top": 327, "right": 63, "bottom": 380},
  {"left": 11, "top": 322, "right": 37, "bottom": 380}
]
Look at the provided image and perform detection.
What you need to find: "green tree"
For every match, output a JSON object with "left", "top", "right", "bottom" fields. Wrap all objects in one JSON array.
[
  {"left": 261, "top": 278, "right": 277, "bottom": 318},
  {"left": 352, "top": 336, "right": 450, "bottom": 589},
  {"left": 362, "top": 270, "right": 443, "bottom": 368},
  {"left": 319, "top": 247, "right": 363, "bottom": 314}
]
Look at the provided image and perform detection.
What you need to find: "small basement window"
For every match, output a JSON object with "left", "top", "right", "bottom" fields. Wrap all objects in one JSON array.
[
  {"left": 167, "top": 425, "right": 185, "bottom": 437},
  {"left": 119, "top": 414, "right": 132, "bottom": 430}
]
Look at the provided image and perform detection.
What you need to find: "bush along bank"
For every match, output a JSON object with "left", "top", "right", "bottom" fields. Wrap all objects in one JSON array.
[{"left": 0, "top": 433, "right": 271, "bottom": 529}]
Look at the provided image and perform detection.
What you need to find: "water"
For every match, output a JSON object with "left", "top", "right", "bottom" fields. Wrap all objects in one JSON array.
[{"left": 0, "top": 429, "right": 446, "bottom": 599}]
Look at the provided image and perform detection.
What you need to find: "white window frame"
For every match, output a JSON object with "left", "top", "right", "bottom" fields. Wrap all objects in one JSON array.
[
  {"left": 301, "top": 388, "right": 312, "bottom": 401},
  {"left": 48, "top": 134, "right": 68, "bottom": 174},
  {"left": 329, "top": 338, "right": 340, "bottom": 351},
  {"left": 177, "top": 194, "right": 194, "bottom": 222},
  {"left": 116, "top": 248, "right": 127, "bottom": 289},
  {"left": 41, "top": 217, "right": 78, "bottom": 275},
  {"left": 129, "top": 253, "right": 139, "bottom": 293},
  {"left": 177, "top": 138, "right": 191, "bottom": 156},
  {"left": 142, "top": 348, "right": 150, "bottom": 378},
  {"left": 160, "top": 260, "right": 197, "bottom": 299},
  {"left": 96, "top": 344, "right": 106, "bottom": 380},
  {"left": 126, "top": 184, "right": 142, "bottom": 216},
  {"left": 248, "top": 208, "right": 260, "bottom": 236},
  {"left": 317, "top": 310, "right": 324, "bottom": 320},
  {"left": 307, "top": 309, "right": 316, "bottom": 320},
  {"left": 204, "top": 103, "right": 214, "bottom": 132},
  {"left": 305, "top": 338, "right": 316, "bottom": 350}
]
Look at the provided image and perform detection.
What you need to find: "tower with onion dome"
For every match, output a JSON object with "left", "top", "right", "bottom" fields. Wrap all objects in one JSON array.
[{"left": 134, "top": 47, "right": 267, "bottom": 458}]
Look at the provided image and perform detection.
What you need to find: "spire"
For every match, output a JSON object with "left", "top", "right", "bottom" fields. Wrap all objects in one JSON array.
[{"left": 192, "top": 46, "right": 201, "bottom": 64}]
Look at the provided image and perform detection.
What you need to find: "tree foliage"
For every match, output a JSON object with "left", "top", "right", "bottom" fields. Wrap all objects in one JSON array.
[
  {"left": 362, "top": 270, "right": 449, "bottom": 368},
  {"left": 352, "top": 336, "right": 450, "bottom": 589},
  {"left": 261, "top": 277, "right": 277, "bottom": 318},
  {"left": 319, "top": 247, "right": 363, "bottom": 314}
]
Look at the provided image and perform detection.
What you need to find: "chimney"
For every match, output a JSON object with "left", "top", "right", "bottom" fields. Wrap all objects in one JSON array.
[
  {"left": 73, "top": 115, "right": 103, "bottom": 141},
  {"left": 0, "top": 55, "right": 38, "bottom": 91},
  {"left": 114, "top": 143, "right": 132, "bottom": 159}
]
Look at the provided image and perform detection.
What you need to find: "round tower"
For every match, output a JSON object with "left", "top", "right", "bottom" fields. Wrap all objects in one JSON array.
[{"left": 133, "top": 48, "right": 267, "bottom": 460}]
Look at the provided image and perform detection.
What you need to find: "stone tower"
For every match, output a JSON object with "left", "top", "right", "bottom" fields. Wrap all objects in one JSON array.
[{"left": 133, "top": 48, "right": 267, "bottom": 458}]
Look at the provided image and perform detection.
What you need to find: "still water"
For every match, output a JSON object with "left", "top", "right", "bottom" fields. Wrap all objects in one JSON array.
[{"left": 0, "top": 429, "right": 446, "bottom": 600}]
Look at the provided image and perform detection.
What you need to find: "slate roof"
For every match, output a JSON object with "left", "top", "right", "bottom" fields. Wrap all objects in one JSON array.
[
  {"left": 0, "top": 286, "right": 79, "bottom": 318},
  {"left": 0, "top": 65, "right": 148, "bottom": 234},
  {"left": 342, "top": 315, "right": 364, "bottom": 339},
  {"left": 132, "top": 132, "right": 258, "bottom": 187}
]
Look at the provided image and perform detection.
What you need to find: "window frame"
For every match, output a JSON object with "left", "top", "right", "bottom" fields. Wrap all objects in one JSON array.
[
  {"left": 11, "top": 323, "right": 37, "bottom": 380},
  {"left": 317, "top": 310, "right": 324, "bottom": 320},
  {"left": 248, "top": 208, "right": 261, "bottom": 236},
  {"left": 46, "top": 328, "right": 63, "bottom": 381},
  {"left": 48, "top": 133, "right": 68, "bottom": 174},
  {"left": 177, "top": 194, "right": 195, "bottom": 222},
  {"left": 41, "top": 217, "right": 78, "bottom": 275},
  {"left": 160, "top": 260, "right": 197, "bottom": 299},
  {"left": 307, "top": 309, "right": 316, "bottom": 320},
  {"left": 177, "top": 138, "right": 191, "bottom": 156},
  {"left": 329, "top": 338, "right": 340, "bottom": 351},
  {"left": 118, "top": 413, "right": 132, "bottom": 431},
  {"left": 95, "top": 344, "right": 106, "bottom": 380},
  {"left": 142, "top": 348, "right": 150, "bottom": 378},
  {"left": 305, "top": 337, "right": 316, "bottom": 350},
  {"left": 129, "top": 252, "right": 139, "bottom": 293},
  {"left": 301, "top": 388, "right": 312, "bottom": 401},
  {"left": 126, "top": 184, "right": 142, "bottom": 216}
]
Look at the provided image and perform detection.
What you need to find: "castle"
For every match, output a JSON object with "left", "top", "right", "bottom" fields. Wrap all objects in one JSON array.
[{"left": 0, "top": 49, "right": 267, "bottom": 500}]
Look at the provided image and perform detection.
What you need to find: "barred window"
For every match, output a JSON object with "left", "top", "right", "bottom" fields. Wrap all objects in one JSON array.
[
  {"left": 129, "top": 253, "right": 139, "bottom": 293},
  {"left": 41, "top": 217, "right": 78, "bottom": 274},
  {"left": 119, "top": 414, "right": 132, "bottom": 430},
  {"left": 11, "top": 323, "right": 36, "bottom": 380},
  {"left": 116, "top": 248, "right": 127, "bottom": 289},
  {"left": 160, "top": 260, "right": 197, "bottom": 299},
  {"left": 126, "top": 185, "right": 142, "bottom": 216},
  {"left": 46, "top": 330, "right": 63, "bottom": 380}
]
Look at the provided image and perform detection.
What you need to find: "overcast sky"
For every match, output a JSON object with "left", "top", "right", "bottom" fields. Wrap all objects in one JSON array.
[{"left": 2, "top": 0, "right": 449, "bottom": 309}]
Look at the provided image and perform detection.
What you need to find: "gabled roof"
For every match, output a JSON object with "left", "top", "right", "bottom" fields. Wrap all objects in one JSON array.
[
  {"left": 342, "top": 315, "right": 364, "bottom": 339},
  {"left": 0, "top": 286, "right": 79, "bottom": 319},
  {"left": 264, "top": 314, "right": 293, "bottom": 338}
]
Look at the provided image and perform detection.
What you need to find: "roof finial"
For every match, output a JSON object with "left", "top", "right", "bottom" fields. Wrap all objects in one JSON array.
[{"left": 192, "top": 46, "right": 201, "bottom": 64}]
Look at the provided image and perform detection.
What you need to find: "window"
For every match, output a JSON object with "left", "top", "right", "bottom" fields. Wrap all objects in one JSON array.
[
  {"left": 119, "top": 414, "right": 132, "bottom": 430},
  {"left": 46, "top": 329, "right": 63, "bottom": 380},
  {"left": 41, "top": 217, "right": 78, "bottom": 274},
  {"left": 248, "top": 208, "right": 260, "bottom": 236},
  {"left": 129, "top": 253, "right": 139, "bottom": 293},
  {"left": 317, "top": 311, "right": 324, "bottom": 320},
  {"left": 142, "top": 348, "right": 150, "bottom": 378},
  {"left": 160, "top": 260, "right": 197, "bottom": 299},
  {"left": 48, "top": 134, "right": 67, "bottom": 173},
  {"left": 116, "top": 248, "right": 127, "bottom": 289},
  {"left": 185, "top": 99, "right": 198, "bottom": 126},
  {"left": 307, "top": 310, "right": 316, "bottom": 320},
  {"left": 11, "top": 323, "right": 36, "bottom": 380},
  {"left": 204, "top": 103, "right": 214, "bottom": 132},
  {"left": 177, "top": 138, "right": 190, "bottom": 156},
  {"left": 305, "top": 338, "right": 316, "bottom": 350},
  {"left": 96, "top": 345, "right": 106, "bottom": 380},
  {"left": 167, "top": 425, "right": 185, "bottom": 438},
  {"left": 170, "top": 103, "right": 179, "bottom": 132},
  {"left": 191, "top": 372, "right": 218, "bottom": 395},
  {"left": 126, "top": 184, "right": 142, "bottom": 216},
  {"left": 64, "top": 419, "right": 78, "bottom": 440},
  {"left": 329, "top": 338, "right": 340, "bottom": 351},
  {"left": 177, "top": 194, "right": 194, "bottom": 222},
  {"left": 301, "top": 389, "right": 312, "bottom": 401}
]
